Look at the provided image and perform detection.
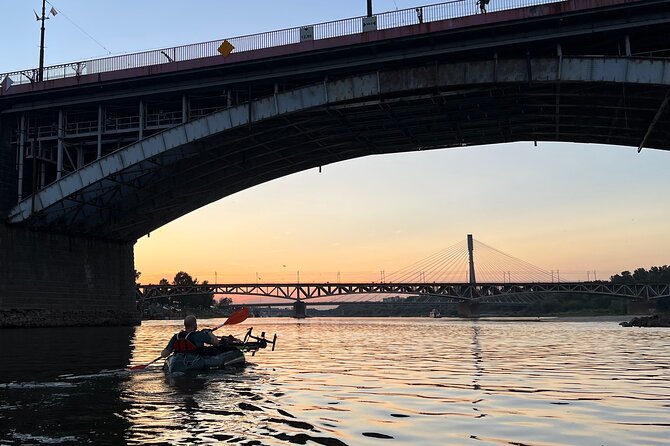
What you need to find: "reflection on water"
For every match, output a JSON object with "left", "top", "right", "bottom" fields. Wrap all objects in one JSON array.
[
  {"left": 0, "top": 326, "right": 135, "bottom": 382},
  {"left": 1, "top": 318, "right": 669, "bottom": 445}
]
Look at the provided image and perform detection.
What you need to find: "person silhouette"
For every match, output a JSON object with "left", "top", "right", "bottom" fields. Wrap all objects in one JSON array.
[{"left": 476, "top": 0, "right": 490, "bottom": 13}]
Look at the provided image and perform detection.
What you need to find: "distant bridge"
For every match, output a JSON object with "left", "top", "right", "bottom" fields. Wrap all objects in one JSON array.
[
  {"left": 138, "top": 236, "right": 670, "bottom": 317},
  {"left": 137, "top": 281, "right": 670, "bottom": 304}
]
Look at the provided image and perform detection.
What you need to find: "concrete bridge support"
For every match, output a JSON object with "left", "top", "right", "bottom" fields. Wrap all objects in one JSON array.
[
  {"left": 0, "top": 116, "right": 16, "bottom": 215},
  {"left": 0, "top": 223, "right": 140, "bottom": 327},
  {"left": 628, "top": 299, "right": 651, "bottom": 315},
  {"left": 458, "top": 300, "right": 480, "bottom": 318},
  {"left": 1, "top": 115, "right": 138, "bottom": 327},
  {"left": 293, "top": 300, "right": 307, "bottom": 319}
]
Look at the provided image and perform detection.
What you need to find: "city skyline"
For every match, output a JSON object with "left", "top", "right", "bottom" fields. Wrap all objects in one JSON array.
[{"left": 2, "top": 0, "right": 669, "bottom": 284}]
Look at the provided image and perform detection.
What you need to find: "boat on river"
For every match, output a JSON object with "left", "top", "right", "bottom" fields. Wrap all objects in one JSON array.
[
  {"left": 163, "top": 328, "right": 276, "bottom": 374},
  {"left": 163, "top": 349, "right": 245, "bottom": 374}
]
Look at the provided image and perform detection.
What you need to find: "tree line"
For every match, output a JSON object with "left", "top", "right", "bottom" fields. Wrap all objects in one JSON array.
[{"left": 610, "top": 265, "right": 670, "bottom": 284}]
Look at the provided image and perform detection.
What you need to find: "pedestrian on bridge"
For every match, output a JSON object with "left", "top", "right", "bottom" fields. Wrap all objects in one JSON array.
[{"left": 476, "top": 0, "right": 490, "bottom": 14}]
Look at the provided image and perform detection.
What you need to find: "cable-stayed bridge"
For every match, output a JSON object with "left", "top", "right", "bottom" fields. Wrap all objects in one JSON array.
[{"left": 137, "top": 235, "right": 670, "bottom": 316}]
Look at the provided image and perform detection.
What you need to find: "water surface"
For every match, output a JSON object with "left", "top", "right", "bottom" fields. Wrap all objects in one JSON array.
[{"left": 1, "top": 317, "right": 668, "bottom": 445}]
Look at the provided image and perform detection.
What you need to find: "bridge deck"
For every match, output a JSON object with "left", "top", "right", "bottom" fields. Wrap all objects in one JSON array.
[{"left": 0, "top": 0, "right": 643, "bottom": 96}]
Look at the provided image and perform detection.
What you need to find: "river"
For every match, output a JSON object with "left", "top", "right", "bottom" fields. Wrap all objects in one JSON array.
[{"left": 0, "top": 317, "right": 668, "bottom": 445}]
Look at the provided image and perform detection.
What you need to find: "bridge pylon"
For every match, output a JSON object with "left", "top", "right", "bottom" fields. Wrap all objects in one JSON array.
[
  {"left": 467, "top": 234, "right": 476, "bottom": 286},
  {"left": 293, "top": 299, "right": 307, "bottom": 319}
]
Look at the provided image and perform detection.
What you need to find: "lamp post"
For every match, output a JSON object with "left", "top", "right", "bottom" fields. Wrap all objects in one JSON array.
[
  {"left": 367, "top": 0, "right": 373, "bottom": 17},
  {"left": 38, "top": 0, "right": 47, "bottom": 82}
]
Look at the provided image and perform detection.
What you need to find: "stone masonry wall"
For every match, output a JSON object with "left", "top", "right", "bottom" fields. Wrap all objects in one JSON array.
[{"left": 0, "top": 223, "right": 140, "bottom": 327}]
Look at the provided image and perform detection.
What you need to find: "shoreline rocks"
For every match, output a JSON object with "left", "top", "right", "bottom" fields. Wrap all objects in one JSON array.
[{"left": 620, "top": 314, "right": 670, "bottom": 327}]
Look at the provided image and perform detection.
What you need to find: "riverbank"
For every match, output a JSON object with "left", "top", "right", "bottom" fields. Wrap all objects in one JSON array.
[
  {"left": 619, "top": 314, "right": 670, "bottom": 327},
  {"left": 550, "top": 315, "right": 643, "bottom": 323}
]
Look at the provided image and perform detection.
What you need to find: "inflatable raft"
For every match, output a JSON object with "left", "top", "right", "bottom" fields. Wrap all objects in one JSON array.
[
  {"left": 163, "top": 349, "right": 245, "bottom": 374},
  {"left": 163, "top": 328, "right": 276, "bottom": 374}
]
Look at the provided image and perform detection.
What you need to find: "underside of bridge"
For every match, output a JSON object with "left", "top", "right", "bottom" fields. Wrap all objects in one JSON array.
[
  {"left": 6, "top": 57, "right": 670, "bottom": 240},
  {"left": 2, "top": 0, "right": 670, "bottom": 326}
]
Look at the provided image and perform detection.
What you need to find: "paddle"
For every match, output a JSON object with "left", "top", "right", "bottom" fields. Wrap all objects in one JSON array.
[
  {"left": 209, "top": 307, "right": 250, "bottom": 331},
  {"left": 129, "top": 307, "right": 250, "bottom": 370}
]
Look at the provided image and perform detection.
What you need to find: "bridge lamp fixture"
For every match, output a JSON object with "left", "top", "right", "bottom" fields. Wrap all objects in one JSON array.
[{"left": 35, "top": 0, "right": 58, "bottom": 83}]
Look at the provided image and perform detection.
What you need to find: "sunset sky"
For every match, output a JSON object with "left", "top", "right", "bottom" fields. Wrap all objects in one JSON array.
[{"left": 2, "top": 1, "right": 669, "bottom": 284}]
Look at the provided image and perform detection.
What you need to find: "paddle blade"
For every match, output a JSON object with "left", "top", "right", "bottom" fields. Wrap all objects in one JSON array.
[
  {"left": 129, "top": 364, "right": 147, "bottom": 370},
  {"left": 224, "top": 307, "right": 250, "bottom": 326},
  {"left": 129, "top": 355, "right": 162, "bottom": 371}
]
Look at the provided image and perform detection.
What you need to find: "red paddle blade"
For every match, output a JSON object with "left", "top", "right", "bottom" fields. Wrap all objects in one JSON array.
[
  {"left": 129, "top": 364, "right": 147, "bottom": 370},
  {"left": 224, "top": 307, "right": 250, "bottom": 326}
]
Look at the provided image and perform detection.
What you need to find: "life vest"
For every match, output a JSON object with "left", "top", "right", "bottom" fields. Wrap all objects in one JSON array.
[{"left": 172, "top": 331, "right": 200, "bottom": 353}]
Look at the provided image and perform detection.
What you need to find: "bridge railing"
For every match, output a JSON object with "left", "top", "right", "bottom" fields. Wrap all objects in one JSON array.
[{"left": 1, "top": 0, "right": 566, "bottom": 87}]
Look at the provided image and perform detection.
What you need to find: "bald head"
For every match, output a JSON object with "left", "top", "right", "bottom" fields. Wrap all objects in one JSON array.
[{"left": 184, "top": 315, "right": 197, "bottom": 331}]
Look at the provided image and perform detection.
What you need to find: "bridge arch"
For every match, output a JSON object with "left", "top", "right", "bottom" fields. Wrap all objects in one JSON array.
[{"left": 9, "top": 56, "right": 670, "bottom": 240}]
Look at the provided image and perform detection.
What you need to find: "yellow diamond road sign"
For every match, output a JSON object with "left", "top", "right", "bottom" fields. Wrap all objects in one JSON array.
[{"left": 218, "top": 40, "right": 235, "bottom": 57}]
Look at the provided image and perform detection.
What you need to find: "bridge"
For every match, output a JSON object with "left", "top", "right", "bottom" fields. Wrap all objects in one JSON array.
[
  {"left": 139, "top": 282, "right": 670, "bottom": 303},
  {"left": 2, "top": 0, "right": 670, "bottom": 326},
  {"left": 137, "top": 235, "right": 670, "bottom": 317}
]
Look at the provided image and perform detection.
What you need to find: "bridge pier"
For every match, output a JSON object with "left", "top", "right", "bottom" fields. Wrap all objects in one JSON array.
[
  {"left": 457, "top": 300, "right": 480, "bottom": 318},
  {"left": 0, "top": 116, "right": 16, "bottom": 213},
  {"left": 628, "top": 299, "right": 651, "bottom": 315},
  {"left": 0, "top": 223, "right": 140, "bottom": 327},
  {"left": 293, "top": 300, "right": 307, "bottom": 319}
]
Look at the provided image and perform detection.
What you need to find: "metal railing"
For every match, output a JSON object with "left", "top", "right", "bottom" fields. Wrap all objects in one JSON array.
[{"left": 0, "top": 0, "right": 567, "bottom": 88}]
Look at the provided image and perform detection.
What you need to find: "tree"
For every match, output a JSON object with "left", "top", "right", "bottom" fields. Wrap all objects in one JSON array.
[
  {"left": 172, "top": 271, "right": 213, "bottom": 309},
  {"left": 611, "top": 270, "right": 633, "bottom": 284},
  {"left": 633, "top": 268, "right": 649, "bottom": 282},
  {"left": 612, "top": 266, "right": 670, "bottom": 284},
  {"left": 215, "top": 297, "right": 233, "bottom": 309},
  {"left": 173, "top": 271, "right": 196, "bottom": 286}
]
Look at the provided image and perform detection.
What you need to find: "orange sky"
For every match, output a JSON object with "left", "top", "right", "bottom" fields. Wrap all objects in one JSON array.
[{"left": 135, "top": 142, "right": 670, "bottom": 284}]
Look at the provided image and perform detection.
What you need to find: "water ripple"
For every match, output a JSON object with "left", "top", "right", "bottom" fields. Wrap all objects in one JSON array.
[{"left": 1, "top": 318, "right": 669, "bottom": 445}]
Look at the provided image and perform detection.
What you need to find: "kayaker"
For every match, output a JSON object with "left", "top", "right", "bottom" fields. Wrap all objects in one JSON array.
[{"left": 161, "top": 315, "right": 220, "bottom": 358}]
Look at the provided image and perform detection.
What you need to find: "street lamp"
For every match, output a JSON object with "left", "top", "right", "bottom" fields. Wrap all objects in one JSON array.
[
  {"left": 35, "top": 0, "right": 58, "bottom": 82},
  {"left": 367, "top": 0, "right": 373, "bottom": 17},
  {"left": 38, "top": 0, "right": 47, "bottom": 82}
]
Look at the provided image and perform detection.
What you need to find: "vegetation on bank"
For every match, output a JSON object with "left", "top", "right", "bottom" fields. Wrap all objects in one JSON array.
[
  {"left": 137, "top": 271, "right": 231, "bottom": 319},
  {"left": 611, "top": 266, "right": 670, "bottom": 313},
  {"left": 610, "top": 265, "right": 670, "bottom": 284}
]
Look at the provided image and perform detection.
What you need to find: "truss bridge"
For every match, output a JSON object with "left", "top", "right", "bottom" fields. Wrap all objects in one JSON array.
[{"left": 137, "top": 235, "right": 670, "bottom": 317}]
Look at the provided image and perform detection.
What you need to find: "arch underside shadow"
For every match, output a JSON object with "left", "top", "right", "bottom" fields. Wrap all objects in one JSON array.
[{"left": 9, "top": 57, "right": 670, "bottom": 241}]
